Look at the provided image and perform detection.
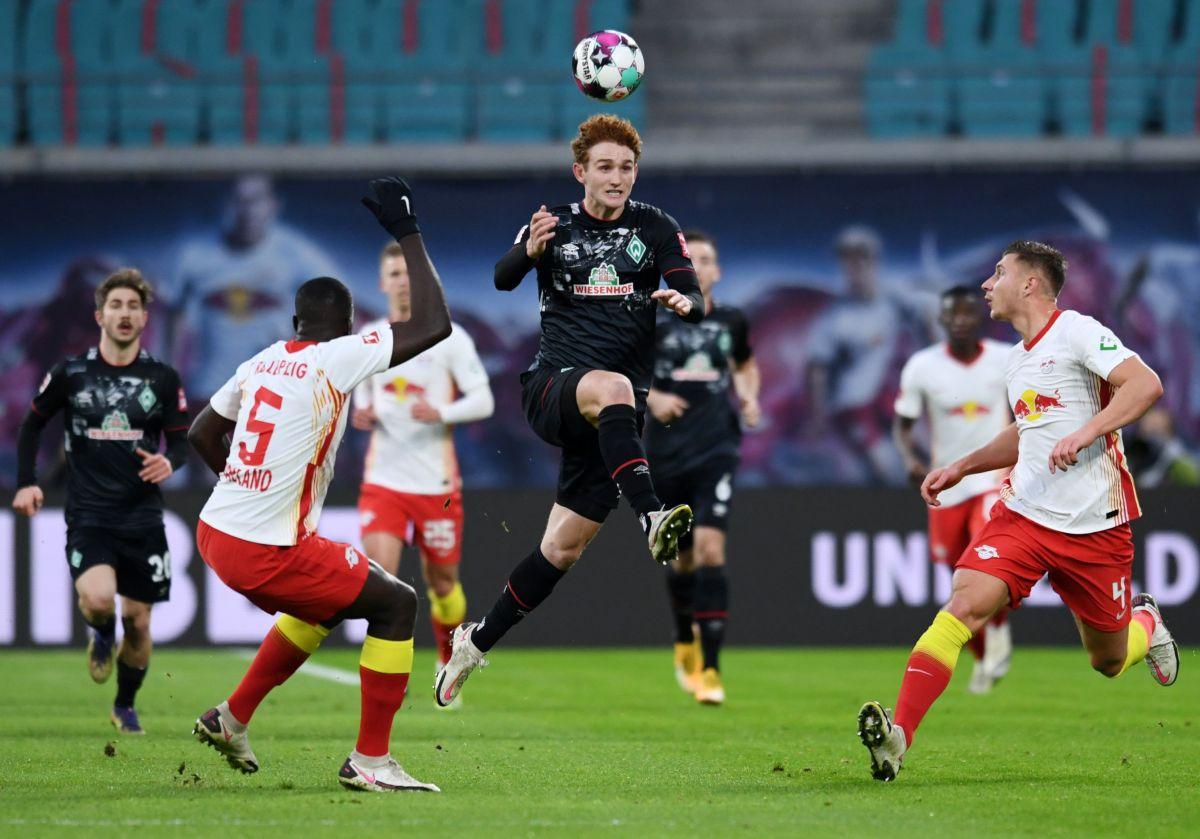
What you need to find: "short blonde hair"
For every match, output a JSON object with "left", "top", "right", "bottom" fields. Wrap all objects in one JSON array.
[{"left": 571, "top": 114, "right": 642, "bottom": 165}]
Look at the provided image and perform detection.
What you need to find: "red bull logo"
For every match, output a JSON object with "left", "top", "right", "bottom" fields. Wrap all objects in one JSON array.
[
  {"left": 383, "top": 377, "right": 425, "bottom": 401},
  {"left": 946, "top": 401, "right": 991, "bottom": 420},
  {"left": 1014, "top": 388, "right": 1064, "bottom": 422}
]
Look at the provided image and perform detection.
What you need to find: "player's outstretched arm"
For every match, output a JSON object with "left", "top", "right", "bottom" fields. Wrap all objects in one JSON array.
[
  {"left": 921, "top": 424, "right": 1018, "bottom": 506},
  {"left": 360, "top": 177, "right": 453, "bottom": 367},
  {"left": 1049, "top": 356, "right": 1163, "bottom": 473},
  {"left": 188, "top": 405, "right": 237, "bottom": 476}
]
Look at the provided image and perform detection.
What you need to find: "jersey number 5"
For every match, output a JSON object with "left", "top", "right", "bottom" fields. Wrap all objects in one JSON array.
[{"left": 238, "top": 386, "right": 283, "bottom": 466}]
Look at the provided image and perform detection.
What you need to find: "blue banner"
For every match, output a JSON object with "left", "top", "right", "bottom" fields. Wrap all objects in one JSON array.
[{"left": 3, "top": 170, "right": 1199, "bottom": 489}]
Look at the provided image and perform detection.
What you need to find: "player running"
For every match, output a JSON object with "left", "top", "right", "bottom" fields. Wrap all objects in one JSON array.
[
  {"left": 352, "top": 242, "right": 494, "bottom": 689},
  {"left": 12, "top": 269, "right": 189, "bottom": 734},
  {"left": 646, "top": 231, "right": 760, "bottom": 705},
  {"left": 188, "top": 178, "right": 452, "bottom": 792},
  {"left": 859, "top": 241, "right": 1180, "bottom": 782},
  {"left": 434, "top": 114, "right": 703, "bottom": 706},
  {"left": 892, "top": 286, "right": 1013, "bottom": 694}
]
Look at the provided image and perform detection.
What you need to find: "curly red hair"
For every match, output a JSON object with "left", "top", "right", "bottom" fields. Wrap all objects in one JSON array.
[{"left": 571, "top": 114, "right": 642, "bottom": 165}]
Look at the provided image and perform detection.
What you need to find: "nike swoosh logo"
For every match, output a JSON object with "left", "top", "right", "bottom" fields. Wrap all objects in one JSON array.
[
  {"left": 906, "top": 667, "right": 934, "bottom": 677},
  {"left": 360, "top": 770, "right": 376, "bottom": 784}
]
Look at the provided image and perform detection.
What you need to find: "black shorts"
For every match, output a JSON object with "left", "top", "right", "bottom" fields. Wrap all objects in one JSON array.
[
  {"left": 521, "top": 365, "right": 644, "bottom": 524},
  {"left": 66, "top": 525, "right": 172, "bottom": 604},
  {"left": 653, "top": 454, "right": 739, "bottom": 550}
]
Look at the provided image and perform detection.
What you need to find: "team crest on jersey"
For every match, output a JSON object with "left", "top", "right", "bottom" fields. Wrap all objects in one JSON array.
[
  {"left": 87, "top": 410, "right": 142, "bottom": 441},
  {"left": 573, "top": 262, "right": 633, "bottom": 296},
  {"left": 344, "top": 546, "right": 360, "bottom": 569},
  {"left": 1013, "top": 388, "right": 1064, "bottom": 422},
  {"left": 362, "top": 331, "right": 381, "bottom": 345},
  {"left": 677, "top": 232, "right": 690, "bottom": 258},
  {"left": 1040, "top": 358, "right": 1056, "bottom": 375},
  {"left": 625, "top": 234, "right": 646, "bottom": 264},
  {"left": 974, "top": 544, "right": 999, "bottom": 560},
  {"left": 138, "top": 383, "right": 157, "bottom": 412}
]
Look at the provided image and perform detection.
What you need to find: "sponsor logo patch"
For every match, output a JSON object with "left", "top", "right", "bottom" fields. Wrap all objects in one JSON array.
[{"left": 573, "top": 262, "right": 633, "bottom": 296}]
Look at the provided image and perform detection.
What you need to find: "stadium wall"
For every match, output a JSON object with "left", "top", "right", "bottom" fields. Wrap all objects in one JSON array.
[{"left": 2, "top": 488, "right": 1197, "bottom": 648}]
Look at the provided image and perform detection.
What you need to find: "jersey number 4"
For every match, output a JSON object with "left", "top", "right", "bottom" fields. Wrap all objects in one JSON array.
[{"left": 238, "top": 386, "right": 283, "bottom": 467}]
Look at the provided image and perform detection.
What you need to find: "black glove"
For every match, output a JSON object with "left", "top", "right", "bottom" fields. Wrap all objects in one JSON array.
[{"left": 361, "top": 176, "right": 420, "bottom": 240}]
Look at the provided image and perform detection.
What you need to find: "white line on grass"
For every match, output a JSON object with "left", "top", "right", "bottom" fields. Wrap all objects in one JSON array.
[{"left": 232, "top": 648, "right": 359, "bottom": 686}]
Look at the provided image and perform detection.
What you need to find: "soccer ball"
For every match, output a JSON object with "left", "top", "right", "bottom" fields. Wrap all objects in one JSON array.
[{"left": 572, "top": 30, "right": 645, "bottom": 102}]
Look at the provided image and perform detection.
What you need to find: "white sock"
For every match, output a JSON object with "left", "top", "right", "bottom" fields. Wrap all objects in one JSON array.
[
  {"left": 216, "top": 700, "right": 247, "bottom": 733},
  {"left": 350, "top": 750, "right": 391, "bottom": 769}
]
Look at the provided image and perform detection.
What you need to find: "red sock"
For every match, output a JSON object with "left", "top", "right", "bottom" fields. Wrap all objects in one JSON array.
[
  {"left": 228, "top": 627, "right": 309, "bottom": 724},
  {"left": 966, "top": 625, "right": 987, "bottom": 661},
  {"left": 356, "top": 668, "right": 410, "bottom": 757},
  {"left": 990, "top": 606, "right": 1010, "bottom": 628},
  {"left": 893, "top": 652, "right": 954, "bottom": 748},
  {"left": 431, "top": 617, "right": 454, "bottom": 666}
]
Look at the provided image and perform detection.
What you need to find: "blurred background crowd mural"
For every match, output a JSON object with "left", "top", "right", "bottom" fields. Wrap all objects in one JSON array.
[{"left": 3, "top": 169, "right": 1200, "bottom": 492}]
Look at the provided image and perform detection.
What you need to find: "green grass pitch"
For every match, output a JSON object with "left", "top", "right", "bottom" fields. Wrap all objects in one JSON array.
[{"left": 1, "top": 646, "right": 1197, "bottom": 836}]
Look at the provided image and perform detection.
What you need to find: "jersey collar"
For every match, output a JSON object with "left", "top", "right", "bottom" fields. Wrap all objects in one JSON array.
[{"left": 1023, "top": 309, "right": 1062, "bottom": 351}]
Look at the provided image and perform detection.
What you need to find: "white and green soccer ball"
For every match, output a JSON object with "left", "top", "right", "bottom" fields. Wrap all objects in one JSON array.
[{"left": 572, "top": 30, "right": 645, "bottom": 102}]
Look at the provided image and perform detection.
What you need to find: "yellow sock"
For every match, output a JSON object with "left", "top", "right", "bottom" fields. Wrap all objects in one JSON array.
[
  {"left": 428, "top": 582, "right": 467, "bottom": 626},
  {"left": 274, "top": 614, "right": 331, "bottom": 655},
  {"left": 912, "top": 611, "right": 974, "bottom": 671},
  {"left": 360, "top": 636, "right": 414, "bottom": 674},
  {"left": 1118, "top": 618, "right": 1151, "bottom": 676}
]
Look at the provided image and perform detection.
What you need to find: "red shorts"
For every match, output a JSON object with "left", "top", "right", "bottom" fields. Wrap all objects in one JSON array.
[
  {"left": 358, "top": 483, "right": 464, "bottom": 566},
  {"left": 928, "top": 491, "right": 997, "bottom": 566},
  {"left": 956, "top": 502, "right": 1134, "bottom": 632},
  {"left": 196, "top": 520, "right": 369, "bottom": 624}
]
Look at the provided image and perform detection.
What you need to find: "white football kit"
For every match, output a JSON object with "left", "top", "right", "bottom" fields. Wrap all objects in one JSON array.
[
  {"left": 199, "top": 329, "right": 395, "bottom": 546},
  {"left": 355, "top": 321, "right": 492, "bottom": 495},
  {"left": 894, "top": 339, "right": 1012, "bottom": 508},
  {"left": 1000, "top": 310, "right": 1140, "bottom": 534}
]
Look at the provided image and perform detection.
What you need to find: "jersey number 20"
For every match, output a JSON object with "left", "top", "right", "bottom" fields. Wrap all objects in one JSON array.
[{"left": 238, "top": 386, "right": 283, "bottom": 467}]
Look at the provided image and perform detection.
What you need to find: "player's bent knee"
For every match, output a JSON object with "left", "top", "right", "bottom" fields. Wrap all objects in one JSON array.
[
  {"left": 78, "top": 591, "right": 115, "bottom": 619},
  {"left": 121, "top": 610, "right": 151, "bottom": 640},
  {"left": 1092, "top": 656, "right": 1125, "bottom": 678}
]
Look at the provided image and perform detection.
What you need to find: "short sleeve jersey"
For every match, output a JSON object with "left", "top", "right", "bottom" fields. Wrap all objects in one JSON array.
[
  {"left": 355, "top": 321, "right": 489, "bottom": 495},
  {"left": 893, "top": 339, "right": 1011, "bottom": 507},
  {"left": 515, "top": 200, "right": 696, "bottom": 402},
  {"left": 646, "top": 304, "right": 752, "bottom": 476},
  {"left": 30, "top": 348, "right": 189, "bottom": 529},
  {"left": 199, "top": 329, "right": 395, "bottom": 545},
  {"left": 1000, "top": 310, "right": 1141, "bottom": 534}
]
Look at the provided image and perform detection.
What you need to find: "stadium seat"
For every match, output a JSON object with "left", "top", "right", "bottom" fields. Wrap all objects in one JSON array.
[
  {"left": 23, "top": 0, "right": 114, "bottom": 146},
  {"left": 955, "top": 48, "right": 1044, "bottom": 137},
  {"left": 941, "top": 0, "right": 988, "bottom": 57},
  {"left": 1180, "top": 0, "right": 1200, "bottom": 49},
  {"left": 0, "top": 0, "right": 17, "bottom": 145},
  {"left": 111, "top": 0, "right": 202, "bottom": 146},
  {"left": 988, "top": 0, "right": 1037, "bottom": 50},
  {"left": 199, "top": 0, "right": 290, "bottom": 144},
  {"left": 469, "top": 0, "right": 558, "bottom": 140},
  {"left": 1086, "top": 0, "right": 1175, "bottom": 64},
  {"left": 1033, "top": 0, "right": 1082, "bottom": 51},
  {"left": 1054, "top": 44, "right": 1148, "bottom": 137},
  {"left": 1162, "top": 47, "right": 1200, "bottom": 134},
  {"left": 888, "top": 0, "right": 940, "bottom": 49},
  {"left": 864, "top": 46, "right": 950, "bottom": 138},
  {"left": 371, "top": 0, "right": 472, "bottom": 141}
]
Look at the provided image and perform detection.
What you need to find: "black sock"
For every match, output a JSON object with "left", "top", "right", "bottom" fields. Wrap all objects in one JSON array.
[
  {"left": 114, "top": 659, "right": 147, "bottom": 708},
  {"left": 666, "top": 567, "right": 696, "bottom": 643},
  {"left": 597, "top": 404, "right": 660, "bottom": 518},
  {"left": 472, "top": 549, "right": 565, "bottom": 652},
  {"left": 695, "top": 566, "right": 729, "bottom": 671},
  {"left": 88, "top": 614, "right": 116, "bottom": 642}
]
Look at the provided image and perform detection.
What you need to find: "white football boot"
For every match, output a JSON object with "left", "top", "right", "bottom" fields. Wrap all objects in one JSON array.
[
  {"left": 967, "top": 659, "right": 994, "bottom": 695},
  {"left": 857, "top": 701, "right": 907, "bottom": 782},
  {"left": 1132, "top": 593, "right": 1179, "bottom": 686},
  {"left": 983, "top": 620, "right": 1013, "bottom": 681},
  {"left": 644, "top": 504, "right": 693, "bottom": 565},
  {"left": 193, "top": 702, "right": 259, "bottom": 774},
  {"left": 434, "top": 622, "right": 488, "bottom": 707},
  {"left": 339, "top": 753, "right": 440, "bottom": 792}
]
